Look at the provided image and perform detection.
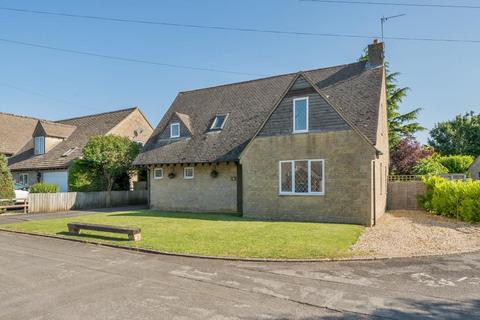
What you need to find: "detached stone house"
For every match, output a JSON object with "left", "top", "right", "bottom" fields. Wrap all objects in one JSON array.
[
  {"left": 134, "top": 41, "right": 389, "bottom": 226},
  {"left": 0, "top": 113, "right": 40, "bottom": 157},
  {"left": 8, "top": 107, "right": 153, "bottom": 192}
]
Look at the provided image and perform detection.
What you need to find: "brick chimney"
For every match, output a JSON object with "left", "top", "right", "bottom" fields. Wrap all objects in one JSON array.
[{"left": 367, "top": 39, "right": 385, "bottom": 68}]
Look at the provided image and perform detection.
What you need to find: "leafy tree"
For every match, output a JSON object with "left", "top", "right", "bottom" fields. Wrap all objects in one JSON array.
[
  {"left": 82, "top": 135, "right": 142, "bottom": 206},
  {"left": 428, "top": 111, "right": 480, "bottom": 156},
  {"left": 359, "top": 50, "right": 425, "bottom": 149},
  {"left": 390, "top": 136, "right": 432, "bottom": 175},
  {"left": 0, "top": 154, "right": 14, "bottom": 201}
]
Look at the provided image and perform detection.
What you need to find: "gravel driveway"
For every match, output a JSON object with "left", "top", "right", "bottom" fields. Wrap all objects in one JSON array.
[{"left": 352, "top": 210, "right": 480, "bottom": 258}]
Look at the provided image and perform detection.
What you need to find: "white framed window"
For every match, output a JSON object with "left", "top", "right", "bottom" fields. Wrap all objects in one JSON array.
[
  {"left": 18, "top": 173, "right": 28, "bottom": 185},
  {"left": 184, "top": 167, "right": 194, "bottom": 179},
  {"left": 279, "top": 159, "right": 324, "bottom": 195},
  {"left": 210, "top": 114, "right": 228, "bottom": 131},
  {"left": 293, "top": 97, "right": 309, "bottom": 133},
  {"left": 153, "top": 168, "right": 163, "bottom": 180},
  {"left": 34, "top": 136, "right": 45, "bottom": 155},
  {"left": 170, "top": 122, "right": 180, "bottom": 138}
]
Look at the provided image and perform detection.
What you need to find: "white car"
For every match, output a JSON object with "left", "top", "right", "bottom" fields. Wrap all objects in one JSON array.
[{"left": 14, "top": 183, "right": 29, "bottom": 202}]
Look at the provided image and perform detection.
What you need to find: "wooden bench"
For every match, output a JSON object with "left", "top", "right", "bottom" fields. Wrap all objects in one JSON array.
[
  {"left": 67, "top": 223, "right": 141, "bottom": 241},
  {"left": 0, "top": 199, "right": 28, "bottom": 214}
]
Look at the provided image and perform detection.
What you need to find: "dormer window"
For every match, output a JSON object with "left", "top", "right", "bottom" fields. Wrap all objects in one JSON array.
[
  {"left": 170, "top": 122, "right": 180, "bottom": 138},
  {"left": 293, "top": 97, "right": 309, "bottom": 133},
  {"left": 34, "top": 136, "right": 45, "bottom": 155},
  {"left": 210, "top": 114, "right": 227, "bottom": 131}
]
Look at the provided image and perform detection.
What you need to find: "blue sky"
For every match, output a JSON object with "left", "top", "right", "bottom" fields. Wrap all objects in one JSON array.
[{"left": 1, "top": 0, "right": 479, "bottom": 143}]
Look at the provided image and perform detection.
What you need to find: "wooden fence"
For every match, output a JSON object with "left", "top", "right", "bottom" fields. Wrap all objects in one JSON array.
[
  {"left": 387, "top": 180, "right": 425, "bottom": 210},
  {"left": 28, "top": 190, "right": 148, "bottom": 213}
]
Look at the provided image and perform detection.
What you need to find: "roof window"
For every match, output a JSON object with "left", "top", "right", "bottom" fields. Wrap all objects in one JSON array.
[{"left": 209, "top": 115, "right": 228, "bottom": 131}]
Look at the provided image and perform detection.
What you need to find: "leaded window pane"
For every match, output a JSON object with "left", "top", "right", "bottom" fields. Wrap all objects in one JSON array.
[
  {"left": 295, "top": 161, "right": 308, "bottom": 193},
  {"left": 311, "top": 161, "right": 323, "bottom": 193},
  {"left": 280, "top": 162, "right": 292, "bottom": 192}
]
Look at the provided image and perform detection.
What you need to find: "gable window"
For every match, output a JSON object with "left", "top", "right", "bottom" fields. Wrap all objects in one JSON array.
[
  {"left": 279, "top": 160, "right": 324, "bottom": 195},
  {"left": 210, "top": 114, "right": 227, "bottom": 131},
  {"left": 34, "top": 136, "right": 45, "bottom": 155},
  {"left": 184, "top": 167, "right": 194, "bottom": 179},
  {"left": 170, "top": 123, "right": 180, "bottom": 138},
  {"left": 293, "top": 97, "right": 309, "bottom": 133},
  {"left": 153, "top": 168, "right": 163, "bottom": 180}
]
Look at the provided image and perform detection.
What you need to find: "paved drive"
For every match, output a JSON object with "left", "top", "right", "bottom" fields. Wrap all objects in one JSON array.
[{"left": 0, "top": 232, "right": 479, "bottom": 319}]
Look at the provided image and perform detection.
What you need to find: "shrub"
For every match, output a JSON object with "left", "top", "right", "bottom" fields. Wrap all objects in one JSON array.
[
  {"left": 418, "top": 176, "right": 480, "bottom": 222},
  {"left": 68, "top": 159, "right": 105, "bottom": 192},
  {"left": 437, "top": 155, "right": 475, "bottom": 173},
  {"left": 412, "top": 156, "right": 449, "bottom": 175},
  {"left": 0, "top": 154, "right": 14, "bottom": 200},
  {"left": 30, "top": 183, "right": 59, "bottom": 193}
]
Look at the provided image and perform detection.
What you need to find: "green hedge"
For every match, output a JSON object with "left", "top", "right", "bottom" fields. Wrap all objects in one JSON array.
[
  {"left": 418, "top": 176, "right": 480, "bottom": 222},
  {"left": 413, "top": 155, "right": 474, "bottom": 175},
  {"left": 30, "top": 183, "right": 59, "bottom": 194}
]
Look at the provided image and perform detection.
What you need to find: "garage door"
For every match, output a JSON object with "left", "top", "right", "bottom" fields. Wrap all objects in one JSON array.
[{"left": 43, "top": 171, "right": 68, "bottom": 192}]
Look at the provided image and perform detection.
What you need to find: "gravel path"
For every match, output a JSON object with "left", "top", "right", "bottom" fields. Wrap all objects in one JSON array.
[{"left": 352, "top": 210, "right": 480, "bottom": 258}]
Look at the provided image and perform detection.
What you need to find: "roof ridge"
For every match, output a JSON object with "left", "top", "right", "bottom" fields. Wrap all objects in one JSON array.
[
  {"left": 56, "top": 107, "right": 137, "bottom": 123},
  {"left": 0, "top": 111, "right": 46, "bottom": 121},
  {"left": 314, "top": 63, "right": 381, "bottom": 92},
  {"left": 179, "top": 61, "right": 364, "bottom": 95}
]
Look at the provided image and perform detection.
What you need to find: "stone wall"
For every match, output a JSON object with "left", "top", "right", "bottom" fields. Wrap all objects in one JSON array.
[
  {"left": 387, "top": 181, "right": 425, "bottom": 210},
  {"left": 109, "top": 108, "right": 153, "bottom": 144},
  {"left": 149, "top": 162, "right": 238, "bottom": 213},
  {"left": 240, "top": 130, "right": 377, "bottom": 225}
]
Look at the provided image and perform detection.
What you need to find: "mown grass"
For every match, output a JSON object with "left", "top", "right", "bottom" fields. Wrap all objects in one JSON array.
[{"left": 1, "top": 210, "right": 364, "bottom": 259}]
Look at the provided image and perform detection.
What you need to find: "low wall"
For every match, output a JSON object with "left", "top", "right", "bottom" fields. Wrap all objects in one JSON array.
[
  {"left": 387, "top": 181, "right": 425, "bottom": 210},
  {"left": 28, "top": 190, "right": 148, "bottom": 213}
]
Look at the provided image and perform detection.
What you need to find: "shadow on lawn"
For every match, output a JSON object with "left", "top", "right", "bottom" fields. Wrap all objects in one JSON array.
[
  {"left": 110, "top": 210, "right": 245, "bottom": 222},
  {"left": 57, "top": 231, "right": 130, "bottom": 242}
]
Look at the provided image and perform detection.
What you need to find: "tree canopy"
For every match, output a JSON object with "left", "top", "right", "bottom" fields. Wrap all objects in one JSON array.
[
  {"left": 82, "top": 135, "right": 142, "bottom": 204},
  {"left": 390, "top": 136, "right": 432, "bottom": 175},
  {"left": 428, "top": 111, "right": 480, "bottom": 156}
]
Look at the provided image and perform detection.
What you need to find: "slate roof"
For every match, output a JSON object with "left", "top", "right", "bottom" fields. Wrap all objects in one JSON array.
[
  {"left": 8, "top": 108, "right": 138, "bottom": 171},
  {"left": 134, "top": 61, "right": 384, "bottom": 165},
  {"left": 0, "top": 113, "right": 40, "bottom": 156}
]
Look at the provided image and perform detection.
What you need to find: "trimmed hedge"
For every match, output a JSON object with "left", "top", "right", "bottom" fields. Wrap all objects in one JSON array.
[
  {"left": 30, "top": 183, "right": 59, "bottom": 194},
  {"left": 418, "top": 176, "right": 480, "bottom": 222}
]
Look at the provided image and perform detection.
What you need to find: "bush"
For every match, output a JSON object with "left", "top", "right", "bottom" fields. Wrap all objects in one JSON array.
[
  {"left": 412, "top": 156, "right": 449, "bottom": 175},
  {"left": 437, "top": 155, "right": 474, "bottom": 173},
  {"left": 68, "top": 159, "right": 105, "bottom": 192},
  {"left": 0, "top": 154, "right": 14, "bottom": 200},
  {"left": 418, "top": 176, "right": 480, "bottom": 222},
  {"left": 30, "top": 183, "right": 59, "bottom": 193}
]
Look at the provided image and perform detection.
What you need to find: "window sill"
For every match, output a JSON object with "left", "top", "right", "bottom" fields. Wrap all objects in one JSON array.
[{"left": 278, "top": 192, "right": 324, "bottom": 196}]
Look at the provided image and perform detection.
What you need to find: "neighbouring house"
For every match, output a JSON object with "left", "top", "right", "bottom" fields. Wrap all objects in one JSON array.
[
  {"left": 468, "top": 156, "right": 480, "bottom": 180},
  {"left": 8, "top": 107, "right": 153, "bottom": 192},
  {"left": 134, "top": 41, "right": 389, "bottom": 226},
  {"left": 0, "top": 113, "right": 40, "bottom": 158}
]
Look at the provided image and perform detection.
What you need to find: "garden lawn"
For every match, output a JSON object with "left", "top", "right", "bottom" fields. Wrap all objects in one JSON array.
[{"left": 1, "top": 210, "right": 364, "bottom": 259}]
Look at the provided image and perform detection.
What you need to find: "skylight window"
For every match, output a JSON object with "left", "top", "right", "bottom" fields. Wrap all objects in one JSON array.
[{"left": 210, "top": 115, "right": 227, "bottom": 131}]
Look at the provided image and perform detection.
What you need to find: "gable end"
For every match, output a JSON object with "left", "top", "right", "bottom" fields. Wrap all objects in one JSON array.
[{"left": 258, "top": 76, "right": 350, "bottom": 137}]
